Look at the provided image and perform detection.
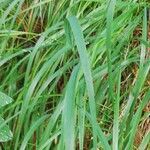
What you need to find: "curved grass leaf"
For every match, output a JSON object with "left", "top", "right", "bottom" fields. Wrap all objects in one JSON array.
[
  {"left": 62, "top": 66, "right": 79, "bottom": 150},
  {"left": 66, "top": 16, "right": 111, "bottom": 150}
]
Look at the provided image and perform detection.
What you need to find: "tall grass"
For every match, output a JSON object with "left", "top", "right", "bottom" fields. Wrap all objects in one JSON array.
[{"left": 0, "top": 0, "right": 149, "bottom": 150}]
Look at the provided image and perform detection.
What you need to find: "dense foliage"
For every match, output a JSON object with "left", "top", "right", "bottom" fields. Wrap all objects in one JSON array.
[{"left": 0, "top": 0, "right": 150, "bottom": 150}]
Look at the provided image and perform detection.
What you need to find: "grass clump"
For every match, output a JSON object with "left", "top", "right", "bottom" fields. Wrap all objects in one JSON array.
[{"left": 0, "top": 0, "right": 150, "bottom": 150}]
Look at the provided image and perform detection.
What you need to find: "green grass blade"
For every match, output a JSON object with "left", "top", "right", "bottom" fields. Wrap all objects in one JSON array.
[
  {"left": 125, "top": 90, "right": 150, "bottom": 150},
  {"left": 67, "top": 16, "right": 98, "bottom": 148},
  {"left": 113, "top": 70, "right": 121, "bottom": 150},
  {"left": 67, "top": 16, "right": 111, "bottom": 149},
  {"left": 62, "top": 66, "right": 79, "bottom": 150},
  {"left": 106, "top": 0, "right": 116, "bottom": 101},
  {"left": 20, "top": 115, "right": 48, "bottom": 150},
  {"left": 140, "top": 7, "right": 147, "bottom": 66}
]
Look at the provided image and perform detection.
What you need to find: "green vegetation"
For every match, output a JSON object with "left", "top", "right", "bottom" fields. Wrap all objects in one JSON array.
[{"left": 0, "top": 0, "right": 150, "bottom": 149}]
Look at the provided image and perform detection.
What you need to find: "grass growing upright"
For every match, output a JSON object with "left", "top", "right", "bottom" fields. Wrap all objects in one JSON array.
[{"left": 0, "top": 0, "right": 150, "bottom": 150}]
